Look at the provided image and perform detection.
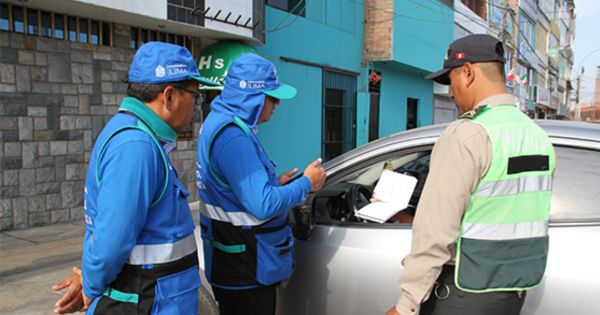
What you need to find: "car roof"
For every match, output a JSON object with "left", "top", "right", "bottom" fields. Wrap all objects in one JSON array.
[
  {"left": 535, "top": 120, "right": 600, "bottom": 142},
  {"left": 324, "top": 120, "right": 600, "bottom": 168}
]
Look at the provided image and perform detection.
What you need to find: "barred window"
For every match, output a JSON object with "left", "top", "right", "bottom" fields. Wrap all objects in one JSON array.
[
  {"left": 54, "top": 14, "right": 65, "bottom": 39},
  {"left": 90, "top": 20, "right": 99, "bottom": 44},
  {"left": 0, "top": 2, "right": 112, "bottom": 47},
  {"left": 79, "top": 18, "right": 88, "bottom": 43},
  {"left": 41, "top": 11, "right": 51, "bottom": 37},
  {"left": 0, "top": 3, "right": 9, "bottom": 31},
  {"left": 12, "top": 5, "right": 24, "bottom": 33},
  {"left": 26, "top": 7, "right": 38, "bottom": 35},
  {"left": 130, "top": 26, "right": 194, "bottom": 53},
  {"left": 322, "top": 70, "right": 357, "bottom": 161},
  {"left": 67, "top": 16, "right": 76, "bottom": 41},
  {"left": 267, "top": 0, "right": 306, "bottom": 17}
]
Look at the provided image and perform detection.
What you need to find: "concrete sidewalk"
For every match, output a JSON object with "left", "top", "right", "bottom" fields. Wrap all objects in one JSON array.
[
  {"left": 0, "top": 222, "right": 84, "bottom": 315},
  {"left": 0, "top": 203, "right": 201, "bottom": 315}
]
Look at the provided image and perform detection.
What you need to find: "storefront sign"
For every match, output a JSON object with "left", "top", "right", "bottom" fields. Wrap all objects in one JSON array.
[
  {"left": 534, "top": 85, "right": 550, "bottom": 107},
  {"left": 198, "top": 41, "right": 258, "bottom": 89},
  {"left": 550, "top": 95, "right": 560, "bottom": 110}
]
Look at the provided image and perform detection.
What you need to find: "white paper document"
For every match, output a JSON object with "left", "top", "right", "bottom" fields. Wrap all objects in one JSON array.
[{"left": 355, "top": 170, "right": 418, "bottom": 223}]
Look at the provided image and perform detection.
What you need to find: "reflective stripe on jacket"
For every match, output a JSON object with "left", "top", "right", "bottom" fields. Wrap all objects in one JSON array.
[
  {"left": 83, "top": 97, "right": 197, "bottom": 304},
  {"left": 196, "top": 111, "right": 310, "bottom": 288},
  {"left": 455, "top": 105, "right": 555, "bottom": 293}
]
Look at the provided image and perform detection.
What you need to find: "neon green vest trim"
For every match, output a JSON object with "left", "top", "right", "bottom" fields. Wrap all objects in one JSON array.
[{"left": 455, "top": 105, "right": 555, "bottom": 293}]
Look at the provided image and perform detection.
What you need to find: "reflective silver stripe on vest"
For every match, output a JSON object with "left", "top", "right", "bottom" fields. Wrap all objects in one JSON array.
[
  {"left": 127, "top": 233, "right": 197, "bottom": 265},
  {"left": 462, "top": 220, "right": 548, "bottom": 240},
  {"left": 199, "top": 203, "right": 267, "bottom": 226},
  {"left": 476, "top": 175, "right": 552, "bottom": 197}
]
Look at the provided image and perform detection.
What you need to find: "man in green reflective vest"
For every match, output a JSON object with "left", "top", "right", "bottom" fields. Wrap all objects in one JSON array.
[{"left": 386, "top": 34, "right": 555, "bottom": 315}]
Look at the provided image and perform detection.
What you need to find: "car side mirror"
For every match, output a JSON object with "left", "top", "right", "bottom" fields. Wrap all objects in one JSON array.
[{"left": 290, "top": 203, "right": 314, "bottom": 241}]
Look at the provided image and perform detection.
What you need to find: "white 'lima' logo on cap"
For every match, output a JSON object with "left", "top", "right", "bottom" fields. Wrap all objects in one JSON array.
[
  {"left": 155, "top": 65, "right": 166, "bottom": 78},
  {"left": 239, "top": 80, "right": 247, "bottom": 89}
]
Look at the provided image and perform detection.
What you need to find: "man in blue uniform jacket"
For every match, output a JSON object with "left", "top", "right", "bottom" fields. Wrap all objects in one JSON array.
[
  {"left": 196, "top": 53, "right": 326, "bottom": 315},
  {"left": 52, "top": 42, "right": 219, "bottom": 314}
]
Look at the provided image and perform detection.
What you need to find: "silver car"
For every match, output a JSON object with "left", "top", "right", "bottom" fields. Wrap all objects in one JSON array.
[{"left": 198, "top": 120, "right": 600, "bottom": 315}]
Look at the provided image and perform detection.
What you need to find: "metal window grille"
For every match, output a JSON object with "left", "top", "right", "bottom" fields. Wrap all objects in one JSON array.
[
  {"left": 267, "top": 0, "right": 306, "bottom": 17},
  {"left": 129, "top": 26, "right": 194, "bottom": 53},
  {"left": 322, "top": 70, "right": 357, "bottom": 162},
  {"left": 0, "top": 2, "right": 111, "bottom": 46}
]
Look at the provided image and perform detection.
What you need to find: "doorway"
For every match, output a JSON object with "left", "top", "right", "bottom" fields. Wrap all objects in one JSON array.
[{"left": 407, "top": 98, "right": 418, "bottom": 130}]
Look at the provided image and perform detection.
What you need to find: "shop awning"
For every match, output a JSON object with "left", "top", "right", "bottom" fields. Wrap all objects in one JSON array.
[{"left": 198, "top": 41, "right": 258, "bottom": 90}]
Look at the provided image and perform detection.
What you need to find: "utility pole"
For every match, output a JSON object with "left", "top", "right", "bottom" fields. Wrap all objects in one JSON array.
[
  {"left": 501, "top": 1, "right": 519, "bottom": 103},
  {"left": 575, "top": 67, "right": 583, "bottom": 120}
]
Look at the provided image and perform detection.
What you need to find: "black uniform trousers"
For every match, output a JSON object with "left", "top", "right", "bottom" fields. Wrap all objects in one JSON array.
[
  {"left": 213, "top": 285, "right": 277, "bottom": 315},
  {"left": 419, "top": 265, "right": 526, "bottom": 315}
]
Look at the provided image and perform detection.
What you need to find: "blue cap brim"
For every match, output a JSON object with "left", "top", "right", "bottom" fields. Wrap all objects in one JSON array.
[
  {"left": 190, "top": 75, "right": 222, "bottom": 87},
  {"left": 264, "top": 83, "right": 297, "bottom": 100}
]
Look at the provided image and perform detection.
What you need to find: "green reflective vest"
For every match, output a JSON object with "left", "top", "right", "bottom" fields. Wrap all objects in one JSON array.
[{"left": 455, "top": 104, "right": 556, "bottom": 293}]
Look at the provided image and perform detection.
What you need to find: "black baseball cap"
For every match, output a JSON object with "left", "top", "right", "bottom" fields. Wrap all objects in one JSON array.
[{"left": 425, "top": 34, "right": 506, "bottom": 85}]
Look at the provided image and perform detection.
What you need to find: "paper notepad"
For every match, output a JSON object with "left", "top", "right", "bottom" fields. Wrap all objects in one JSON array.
[{"left": 355, "top": 170, "right": 418, "bottom": 223}]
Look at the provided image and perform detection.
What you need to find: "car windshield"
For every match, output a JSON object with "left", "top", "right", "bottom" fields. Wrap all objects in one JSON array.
[{"left": 343, "top": 152, "right": 430, "bottom": 186}]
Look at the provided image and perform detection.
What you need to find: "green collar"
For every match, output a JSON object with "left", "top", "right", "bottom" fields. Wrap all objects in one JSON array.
[{"left": 119, "top": 97, "right": 177, "bottom": 143}]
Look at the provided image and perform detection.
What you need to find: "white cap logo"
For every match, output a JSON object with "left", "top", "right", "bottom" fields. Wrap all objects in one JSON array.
[
  {"left": 239, "top": 80, "right": 247, "bottom": 89},
  {"left": 155, "top": 65, "right": 166, "bottom": 78}
]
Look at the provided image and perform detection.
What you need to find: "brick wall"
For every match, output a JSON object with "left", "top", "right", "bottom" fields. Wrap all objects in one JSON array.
[
  {"left": 363, "top": 0, "right": 393, "bottom": 63},
  {"left": 0, "top": 25, "right": 202, "bottom": 230}
]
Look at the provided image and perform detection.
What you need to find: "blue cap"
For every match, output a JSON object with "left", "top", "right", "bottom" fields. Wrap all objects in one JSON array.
[
  {"left": 225, "top": 53, "right": 297, "bottom": 99},
  {"left": 128, "top": 42, "right": 219, "bottom": 86}
]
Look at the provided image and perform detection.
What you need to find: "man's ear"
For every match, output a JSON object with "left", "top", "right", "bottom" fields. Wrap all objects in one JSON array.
[
  {"left": 463, "top": 63, "right": 476, "bottom": 87},
  {"left": 163, "top": 86, "right": 176, "bottom": 111}
]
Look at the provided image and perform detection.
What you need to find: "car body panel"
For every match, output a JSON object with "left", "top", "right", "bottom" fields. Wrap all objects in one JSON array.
[
  {"left": 195, "top": 121, "right": 600, "bottom": 315},
  {"left": 278, "top": 121, "right": 600, "bottom": 315}
]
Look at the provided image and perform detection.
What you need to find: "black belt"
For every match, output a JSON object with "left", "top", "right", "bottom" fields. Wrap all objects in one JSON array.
[
  {"left": 437, "top": 264, "right": 457, "bottom": 284},
  {"left": 121, "top": 251, "right": 198, "bottom": 278}
]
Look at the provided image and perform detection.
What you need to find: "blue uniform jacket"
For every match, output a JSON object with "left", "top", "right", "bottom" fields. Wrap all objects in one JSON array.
[
  {"left": 82, "top": 97, "right": 197, "bottom": 299},
  {"left": 196, "top": 83, "right": 311, "bottom": 288}
]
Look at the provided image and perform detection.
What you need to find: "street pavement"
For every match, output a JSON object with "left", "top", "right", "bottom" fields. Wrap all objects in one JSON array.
[
  {"left": 0, "top": 202, "right": 201, "bottom": 315},
  {"left": 0, "top": 221, "right": 84, "bottom": 315}
]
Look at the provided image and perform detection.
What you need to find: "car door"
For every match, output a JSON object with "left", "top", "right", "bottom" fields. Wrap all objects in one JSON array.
[
  {"left": 278, "top": 140, "right": 436, "bottom": 315},
  {"left": 522, "top": 138, "right": 600, "bottom": 315},
  {"left": 279, "top": 131, "right": 600, "bottom": 315}
]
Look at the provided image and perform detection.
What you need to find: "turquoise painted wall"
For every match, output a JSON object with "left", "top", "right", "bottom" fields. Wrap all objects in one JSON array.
[
  {"left": 255, "top": 1, "right": 366, "bottom": 172},
  {"left": 259, "top": 0, "right": 362, "bottom": 69},
  {"left": 371, "top": 0, "right": 452, "bottom": 138},
  {"left": 377, "top": 64, "right": 434, "bottom": 137},
  {"left": 393, "top": 0, "right": 454, "bottom": 72},
  {"left": 356, "top": 70, "right": 371, "bottom": 147},
  {"left": 255, "top": 60, "right": 324, "bottom": 172}
]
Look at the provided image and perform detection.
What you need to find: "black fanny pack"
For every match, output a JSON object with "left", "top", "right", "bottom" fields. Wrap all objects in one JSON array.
[
  {"left": 202, "top": 219, "right": 295, "bottom": 288},
  {"left": 93, "top": 252, "right": 199, "bottom": 314}
]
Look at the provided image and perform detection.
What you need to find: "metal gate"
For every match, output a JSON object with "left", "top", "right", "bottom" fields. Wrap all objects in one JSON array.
[{"left": 322, "top": 70, "right": 357, "bottom": 161}]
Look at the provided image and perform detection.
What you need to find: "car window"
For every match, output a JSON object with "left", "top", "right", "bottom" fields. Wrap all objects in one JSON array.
[
  {"left": 550, "top": 146, "right": 600, "bottom": 221},
  {"left": 314, "top": 150, "right": 431, "bottom": 224},
  {"left": 313, "top": 144, "right": 600, "bottom": 225},
  {"left": 343, "top": 152, "right": 429, "bottom": 186}
]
